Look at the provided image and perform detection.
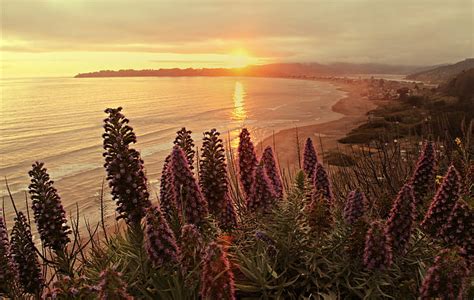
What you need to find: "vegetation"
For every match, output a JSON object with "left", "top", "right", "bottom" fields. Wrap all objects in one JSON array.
[{"left": 1, "top": 106, "right": 473, "bottom": 299}]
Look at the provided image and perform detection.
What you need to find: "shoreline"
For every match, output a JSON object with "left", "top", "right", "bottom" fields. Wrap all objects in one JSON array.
[{"left": 256, "top": 79, "right": 378, "bottom": 168}]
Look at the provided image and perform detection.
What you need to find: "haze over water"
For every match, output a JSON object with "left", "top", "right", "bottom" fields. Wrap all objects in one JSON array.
[{"left": 0, "top": 76, "right": 344, "bottom": 229}]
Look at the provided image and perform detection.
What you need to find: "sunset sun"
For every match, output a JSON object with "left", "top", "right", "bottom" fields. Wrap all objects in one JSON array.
[{"left": 226, "top": 49, "right": 258, "bottom": 68}]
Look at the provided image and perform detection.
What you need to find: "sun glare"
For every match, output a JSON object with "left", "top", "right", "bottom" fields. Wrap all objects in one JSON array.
[{"left": 227, "top": 49, "right": 257, "bottom": 68}]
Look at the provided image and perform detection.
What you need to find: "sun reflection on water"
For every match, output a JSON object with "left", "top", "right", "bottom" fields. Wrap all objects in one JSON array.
[{"left": 231, "top": 81, "right": 247, "bottom": 148}]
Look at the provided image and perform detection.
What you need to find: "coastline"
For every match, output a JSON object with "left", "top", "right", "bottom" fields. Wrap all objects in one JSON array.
[{"left": 256, "top": 79, "right": 378, "bottom": 168}]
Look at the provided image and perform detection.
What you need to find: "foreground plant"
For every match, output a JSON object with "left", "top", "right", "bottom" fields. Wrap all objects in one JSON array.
[
  {"left": 438, "top": 199, "right": 473, "bottom": 258},
  {"left": 410, "top": 141, "right": 436, "bottom": 206},
  {"left": 303, "top": 137, "right": 318, "bottom": 179},
  {"left": 247, "top": 163, "right": 277, "bottom": 213},
  {"left": 363, "top": 220, "right": 392, "bottom": 271},
  {"left": 28, "top": 161, "right": 71, "bottom": 252},
  {"left": 343, "top": 189, "right": 367, "bottom": 225},
  {"left": 261, "top": 146, "right": 283, "bottom": 200},
  {"left": 174, "top": 127, "right": 196, "bottom": 170},
  {"left": 238, "top": 128, "right": 258, "bottom": 198},
  {"left": 103, "top": 107, "right": 151, "bottom": 225},
  {"left": 312, "top": 162, "right": 333, "bottom": 205},
  {"left": 200, "top": 242, "right": 236, "bottom": 300},
  {"left": 159, "top": 155, "right": 179, "bottom": 220},
  {"left": 97, "top": 268, "right": 132, "bottom": 300},
  {"left": 0, "top": 210, "right": 18, "bottom": 295}
]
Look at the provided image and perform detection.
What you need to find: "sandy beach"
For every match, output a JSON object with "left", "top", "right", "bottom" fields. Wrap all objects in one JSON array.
[{"left": 256, "top": 80, "right": 378, "bottom": 168}]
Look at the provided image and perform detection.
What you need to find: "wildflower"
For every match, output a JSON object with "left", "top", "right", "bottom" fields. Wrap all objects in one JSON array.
[
  {"left": 238, "top": 128, "right": 258, "bottom": 198},
  {"left": 454, "top": 137, "right": 462, "bottom": 147},
  {"left": 28, "top": 162, "right": 71, "bottom": 251},
  {"left": 385, "top": 184, "right": 416, "bottom": 254},
  {"left": 343, "top": 190, "right": 367, "bottom": 225},
  {"left": 97, "top": 268, "right": 132, "bottom": 300},
  {"left": 312, "top": 162, "right": 334, "bottom": 205},
  {"left": 144, "top": 205, "right": 180, "bottom": 268},
  {"left": 180, "top": 224, "right": 204, "bottom": 286},
  {"left": 409, "top": 141, "right": 436, "bottom": 206},
  {"left": 261, "top": 146, "right": 283, "bottom": 200},
  {"left": 363, "top": 220, "right": 392, "bottom": 271},
  {"left": 218, "top": 195, "right": 238, "bottom": 231},
  {"left": 174, "top": 127, "right": 196, "bottom": 170},
  {"left": 419, "top": 248, "right": 469, "bottom": 300},
  {"left": 421, "top": 165, "right": 461, "bottom": 238},
  {"left": 43, "top": 275, "right": 96, "bottom": 299},
  {"left": 438, "top": 200, "right": 473, "bottom": 258},
  {"left": 103, "top": 107, "right": 151, "bottom": 225},
  {"left": 170, "top": 145, "right": 209, "bottom": 225},
  {"left": 435, "top": 175, "right": 443, "bottom": 185},
  {"left": 0, "top": 210, "right": 18, "bottom": 294},
  {"left": 255, "top": 230, "right": 277, "bottom": 256},
  {"left": 10, "top": 212, "right": 44, "bottom": 294},
  {"left": 303, "top": 138, "right": 318, "bottom": 179},
  {"left": 159, "top": 155, "right": 179, "bottom": 221},
  {"left": 200, "top": 242, "right": 236, "bottom": 300},
  {"left": 199, "top": 129, "right": 229, "bottom": 216},
  {"left": 247, "top": 163, "right": 277, "bottom": 213},
  {"left": 305, "top": 194, "right": 332, "bottom": 233}
]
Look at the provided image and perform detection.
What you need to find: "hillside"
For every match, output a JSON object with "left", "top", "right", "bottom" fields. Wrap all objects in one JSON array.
[
  {"left": 406, "top": 58, "right": 474, "bottom": 83},
  {"left": 444, "top": 68, "right": 474, "bottom": 101}
]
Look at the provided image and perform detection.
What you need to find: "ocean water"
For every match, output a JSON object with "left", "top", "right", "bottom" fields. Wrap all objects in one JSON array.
[{"left": 0, "top": 76, "right": 345, "bottom": 230}]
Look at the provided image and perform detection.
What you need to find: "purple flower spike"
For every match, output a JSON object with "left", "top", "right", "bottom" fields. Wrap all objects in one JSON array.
[
  {"left": 410, "top": 141, "right": 436, "bottom": 206},
  {"left": 180, "top": 224, "right": 204, "bottom": 285},
  {"left": 10, "top": 212, "right": 44, "bottom": 294},
  {"left": 421, "top": 165, "right": 461, "bottom": 237},
  {"left": 200, "top": 242, "right": 236, "bottom": 300},
  {"left": 0, "top": 210, "right": 18, "bottom": 294},
  {"left": 385, "top": 184, "right": 416, "bottom": 254},
  {"left": 219, "top": 195, "right": 238, "bottom": 231},
  {"left": 303, "top": 138, "right": 318, "bottom": 179},
  {"left": 28, "top": 162, "right": 71, "bottom": 251},
  {"left": 103, "top": 107, "right": 151, "bottom": 225},
  {"left": 312, "top": 162, "right": 334, "bottom": 205},
  {"left": 305, "top": 194, "right": 332, "bottom": 232},
  {"left": 439, "top": 200, "right": 473, "bottom": 258},
  {"left": 144, "top": 205, "right": 180, "bottom": 268},
  {"left": 363, "top": 220, "right": 392, "bottom": 271},
  {"left": 159, "top": 155, "right": 180, "bottom": 221},
  {"left": 247, "top": 163, "right": 277, "bottom": 213},
  {"left": 174, "top": 127, "right": 196, "bottom": 170},
  {"left": 261, "top": 146, "right": 283, "bottom": 200},
  {"left": 97, "top": 268, "right": 132, "bottom": 300},
  {"left": 199, "top": 129, "right": 229, "bottom": 217},
  {"left": 238, "top": 128, "right": 258, "bottom": 198},
  {"left": 170, "top": 145, "right": 209, "bottom": 225},
  {"left": 419, "top": 248, "right": 469, "bottom": 300},
  {"left": 343, "top": 190, "right": 367, "bottom": 225}
]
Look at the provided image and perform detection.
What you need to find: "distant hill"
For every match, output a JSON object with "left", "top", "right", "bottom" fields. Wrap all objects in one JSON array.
[
  {"left": 443, "top": 68, "right": 474, "bottom": 101},
  {"left": 406, "top": 58, "right": 474, "bottom": 83},
  {"left": 75, "top": 62, "right": 426, "bottom": 78}
]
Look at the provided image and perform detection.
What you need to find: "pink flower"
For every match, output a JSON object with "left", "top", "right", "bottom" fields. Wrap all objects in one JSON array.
[
  {"left": 410, "top": 141, "right": 436, "bottom": 206},
  {"left": 363, "top": 220, "right": 392, "bottom": 271},
  {"left": 312, "top": 162, "right": 334, "bottom": 205},
  {"left": 0, "top": 210, "right": 18, "bottom": 294},
  {"left": 238, "top": 128, "right": 258, "bottom": 198},
  {"left": 97, "top": 267, "right": 132, "bottom": 300},
  {"left": 247, "top": 163, "right": 277, "bottom": 213},
  {"left": 303, "top": 138, "right": 318, "bottom": 179},
  {"left": 174, "top": 127, "right": 196, "bottom": 170},
  {"left": 343, "top": 190, "right": 367, "bottom": 225},
  {"left": 261, "top": 146, "right": 283, "bottom": 200}
]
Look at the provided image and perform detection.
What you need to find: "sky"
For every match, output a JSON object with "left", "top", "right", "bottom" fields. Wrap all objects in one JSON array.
[{"left": 1, "top": 0, "right": 473, "bottom": 78}]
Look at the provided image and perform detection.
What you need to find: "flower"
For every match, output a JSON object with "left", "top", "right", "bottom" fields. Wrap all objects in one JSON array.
[
  {"left": 103, "top": 107, "right": 151, "bottom": 225},
  {"left": 179, "top": 224, "right": 204, "bottom": 286},
  {"left": 144, "top": 205, "right": 180, "bottom": 268},
  {"left": 28, "top": 162, "right": 71, "bottom": 251},
  {"left": 421, "top": 165, "right": 461, "bottom": 238},
  {"left": 170, "top": 145, "right": 209, "bottom": 225},
  {"left": 419, "top": 248, "right": 469, "bottom": 300},
  {"left": 159, "top": 155, "right": 179, "bottom": 221},
  {"left": 312, "top": 162, "right": 334, "bottom": 205},
  {"left": 261, "top": 146, "right": 283, "bottom": 200},
  {"left": 409, "top": 141, "right": 436, "bottom": 206},
  {"left": 10, "top": 212, "right": 44, "bottom": 294},
  {"left": 384, "top": 184, "right": 416, "bottom": 254},
  {"left": 238, "top": 128, "right": 258, "bottom": 198},
  {"left": 199, "top": 129, "right": 229, "bottom": 216},
  {"left": 305, "top": 193, "right": 332, "bottom": 233},
  {"left": 343, "top": 190, "right": 367, "bottom": 225},
  {"left": 174, "top": 127, "right": 196, "bottom": 170},
  {"left": 97, "top": 268, "right": 132, "bottom": 300},
  {"left": 43, "top": 275, "right": 96, "bottom": 299},
  {"left": 218, "top": 195, "right": 238, "bottom": 231},
  {"left": 0, "top": 210, "right": 18, "bottom": 295},
  {"left": 454, "top": 137, "right": 462, "bottom": 147},
  {"left": 200, "top": 242, "right": 236, "bottom": 300},
  {"left": 363, "top": 220, "right": 392, "bottom": 271},
  {"left": 303, "top": 138, "right": 318, "bottom": 179},
  {"left": 438, "top": 200, "right": 473, "bottom": 258},
  {"left": 247, "top": 163, "right": 277, "bottom": 213}
]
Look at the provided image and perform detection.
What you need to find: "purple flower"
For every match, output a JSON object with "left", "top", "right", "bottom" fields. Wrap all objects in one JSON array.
[
  {"left": 159, "top": 155, "right": 180, "bottom": 221},
  {"left": 218, "top": 195, "right": 238, "bottom": 231},
  {"left": 144, "top": 205, "right": 180, "bottom": 268},
  {"left": 238, "top": 128, "right": 258, "bottom": 198},
  {"left": 421, "top": 165, "right": 461, "bottom": 238},
  {"left": 0, "top": 210, "right": 18, "bottom": 294},
  {"left": 97, "top": 268, "right": 131, "bottom": 300},
  {"left": 103, "top": 107, "right": 151, "bottom": 225},
  {"left": 179, "top": 224, "right": 204, "bottom": 285},
  {"left": 10, "top": 212, "right": 44, "bottom": 294},
  {"left": 261, "top": 146, "right": 283, "bottom": 200},
  {"left": 409, "top": 141, "right": 436, "bottom": 206},
  {"left": 305, "top": 193, "right": 332, "bottom": 232},
  {"left": 247, "top": 163, "right": 277, "bottom": 213},
  {"left": 28, "top": 162, "right": 71, "bottom": 251},
  {"left": 43, "top": 275, "right": 95, "bottom": 299},
  {"left": 363, "top": 220, "right": 392, "bottom": 271},
  {"left": 384, "top": 184, "right": 416, "bottom": 254},
  {"left": 255, "top": 230, "right": 277, "bottom": 256},
  {"left": 200, "top": 242, "right": 236, "bottom": 300},
  {"left": 174, "top": 127, "right": 196, "bottom": 170},
  {"left": 439, "top": 200, "right": 473, "bottom": 259},
  {"left": 419, "top": 248, "right": 469, "bottom": 300},
  {"left": 170, "top": 145, "right": 209, "bottom": 225},
  {"left": 312, "top": 162, "right": 334, "bottom": 205},
  {"left": 199, "top": 129, "right": 229, "bottom": 217},
  {"left": 303, "top": 138, "right": 318, "bottom": 179},
  {"left": 343, "top": 190, "right": 367, "bottom": 225}
]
